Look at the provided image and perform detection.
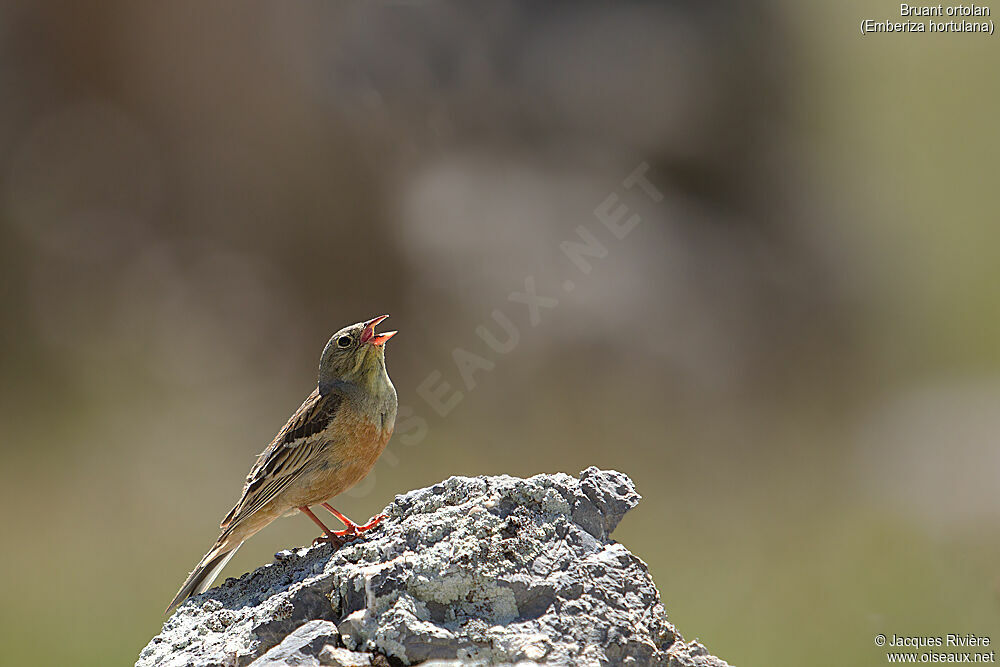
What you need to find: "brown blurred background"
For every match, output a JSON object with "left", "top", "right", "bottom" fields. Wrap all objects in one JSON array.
[{"left": 1, "top": 2, "right": 998, "bottom": 665}]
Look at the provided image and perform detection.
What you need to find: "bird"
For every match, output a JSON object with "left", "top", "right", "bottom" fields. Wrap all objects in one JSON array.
[{"left": 166, "top": 315, "right": 398, "bottom": 613}]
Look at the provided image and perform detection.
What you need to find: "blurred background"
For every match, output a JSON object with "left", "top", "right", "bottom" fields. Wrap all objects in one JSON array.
[{"left": 1, "top": 1, "right": 998, "bottom": 665}]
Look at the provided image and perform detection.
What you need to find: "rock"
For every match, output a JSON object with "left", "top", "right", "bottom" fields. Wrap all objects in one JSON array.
[
  {"left": 249, "top": 619, "right": 340, "bottom": 666},
  {"left": 316, "top": 646, "right": 372, "bottom": 666},
  {"left": 137, "top": 468, "right": 732, "bottom": 667}
]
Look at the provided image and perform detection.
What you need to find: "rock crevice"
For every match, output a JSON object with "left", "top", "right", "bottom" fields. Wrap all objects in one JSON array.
[{"left": 138, "top": 467, "right": 731, "bottom": 667}]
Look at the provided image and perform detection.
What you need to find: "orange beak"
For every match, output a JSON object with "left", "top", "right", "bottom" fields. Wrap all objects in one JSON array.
[{"left": 360, "top": 314, "right": 397, "bottom": 347}]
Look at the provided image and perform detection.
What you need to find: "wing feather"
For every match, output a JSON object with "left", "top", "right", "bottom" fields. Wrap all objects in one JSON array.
[{"left": 220, "top": 388, "right": 343, "bottom": 532}]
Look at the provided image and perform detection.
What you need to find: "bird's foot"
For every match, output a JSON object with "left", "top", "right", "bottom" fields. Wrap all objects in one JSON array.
[
  {"left": 312, "top": 533, "right": 347, "bottom": 548},
  {"left": 332, "top": 513, "right": 387, "bottom": 538}
]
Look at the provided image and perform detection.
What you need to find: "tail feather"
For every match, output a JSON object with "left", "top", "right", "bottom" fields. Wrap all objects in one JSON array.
[{"left": 166, "top": 542, "right": 243, "bottom": 613}]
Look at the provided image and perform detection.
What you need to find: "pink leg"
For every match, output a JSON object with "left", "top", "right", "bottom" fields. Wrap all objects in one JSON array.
[
  {"left": 299, "top": 506, "right": 344, "bottom": 546},
  {"left": 321, "top": 503, "right": 356, "bottom": 528},
  {"left": 321, "top": 502, "right": 387, "bottom": 537}
]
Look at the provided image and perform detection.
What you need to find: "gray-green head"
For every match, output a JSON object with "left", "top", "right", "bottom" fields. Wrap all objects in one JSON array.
[{"left": 318, "top": 315, "right": 397, "bottom": 392}]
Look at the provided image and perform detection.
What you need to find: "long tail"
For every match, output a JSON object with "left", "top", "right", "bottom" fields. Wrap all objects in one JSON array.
[{"left": 165, "top": 541, "right": 243, "bottom": 613}]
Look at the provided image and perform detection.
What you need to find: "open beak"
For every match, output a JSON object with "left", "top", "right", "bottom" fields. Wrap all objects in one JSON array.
[{"left": 360, "top": 314, "right": 397, "bottom": 347}]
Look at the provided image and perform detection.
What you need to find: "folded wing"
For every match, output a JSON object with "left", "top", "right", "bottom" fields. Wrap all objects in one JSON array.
[{"left": 220, "top": 388, "right": 343, "bottom": 533}]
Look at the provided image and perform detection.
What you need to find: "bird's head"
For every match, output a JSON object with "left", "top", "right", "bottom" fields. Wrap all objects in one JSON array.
[{"left": 318, "top": 314, "right": 397, "bottom": 391}]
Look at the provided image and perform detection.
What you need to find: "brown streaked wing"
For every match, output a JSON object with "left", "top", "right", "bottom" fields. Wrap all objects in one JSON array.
[{"left": 220, "top": 388, "right": 343, "bottom": 531}]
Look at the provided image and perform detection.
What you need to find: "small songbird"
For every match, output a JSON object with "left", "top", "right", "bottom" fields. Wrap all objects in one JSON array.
[{"left": 166, "top": 315, "right": 398, "bottom": 612}]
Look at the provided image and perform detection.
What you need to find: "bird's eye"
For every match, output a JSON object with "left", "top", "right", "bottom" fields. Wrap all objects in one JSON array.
[{"left": 337, "top": 335, "right": 352, "bottom": 348}]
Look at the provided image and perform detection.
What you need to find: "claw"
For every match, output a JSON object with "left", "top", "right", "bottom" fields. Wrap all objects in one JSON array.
[
  {"left": 312, "top": 533, "right": 346, "bottom": 548},
  {"left": 351, "top": 513, "right": 387, "bottom": 534},
  {"left": 321, "top": 504, "right": 388, "bottom": 538}
]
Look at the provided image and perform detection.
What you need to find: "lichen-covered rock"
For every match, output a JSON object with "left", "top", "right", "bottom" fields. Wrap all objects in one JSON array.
[
  {"left": 137, "top": 468, "right": 731, "bottom": 667},
  {"left": 249, "top": 620, "right": 342, "bottom": 665}
]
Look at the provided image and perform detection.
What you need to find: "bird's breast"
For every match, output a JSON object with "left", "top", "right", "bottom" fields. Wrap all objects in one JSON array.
[{"left": 304, "top": 405, "right": 392, "bottom": 499}]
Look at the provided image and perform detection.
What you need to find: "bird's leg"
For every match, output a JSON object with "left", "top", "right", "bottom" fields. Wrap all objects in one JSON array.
[
  {"left": 321, "top": 503, "right": 356, "bottom": 529},
  {"left": 299, "top": 506, "right": 345, "bottom": 547},
  {"left": 321, "top": 502, "right": 387, "bottom": 537}
]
